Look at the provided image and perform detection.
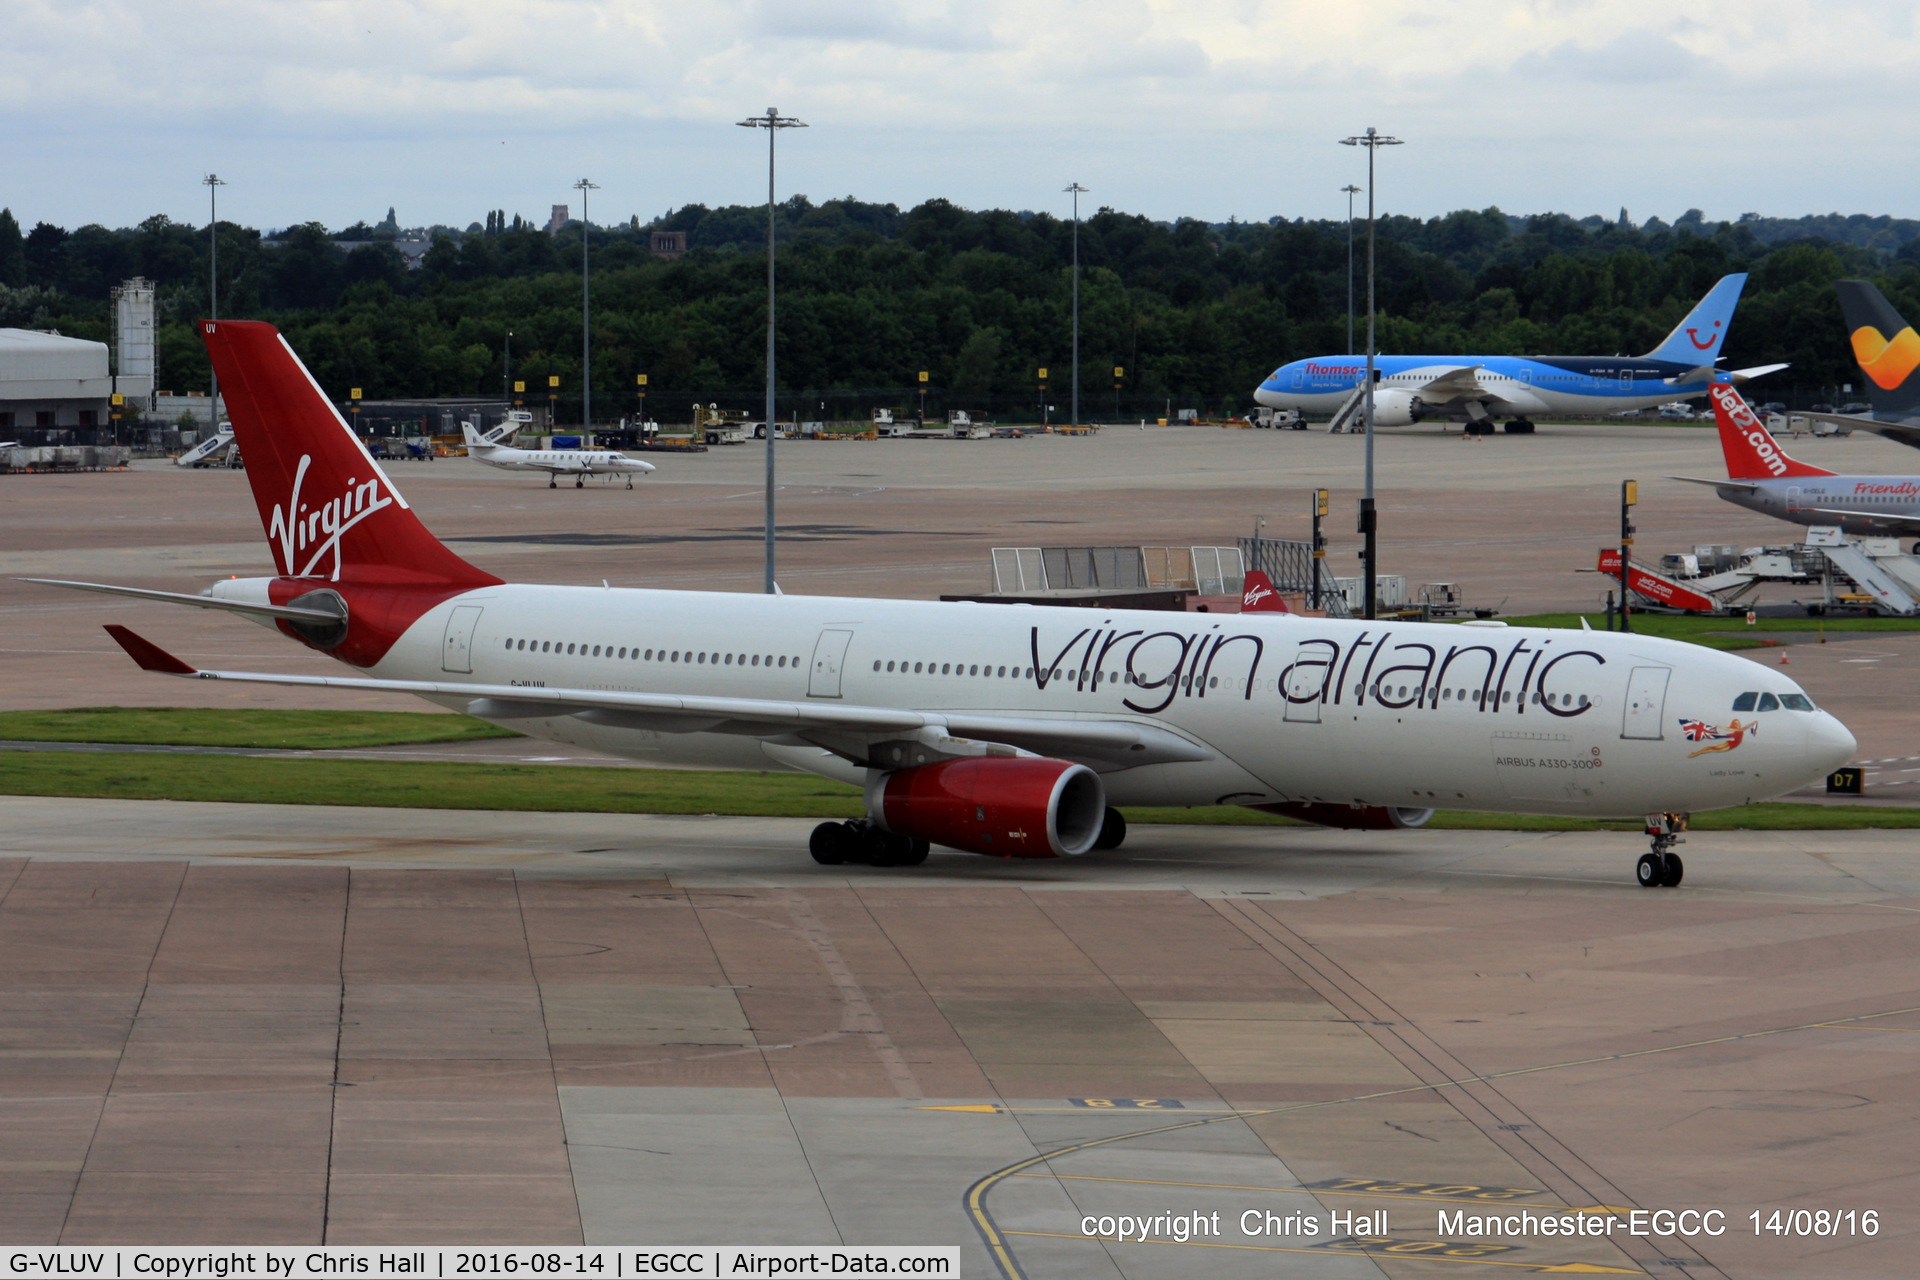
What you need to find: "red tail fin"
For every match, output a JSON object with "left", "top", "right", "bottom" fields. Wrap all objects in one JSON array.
[
  {"left": 1709, "top": 383, "right": 1832, "bottom": 480},
  {"left": 1240, "top": 569, "right": 1290, "bottom": 613},
  {"left": 201, "top": 321, "right": 499, "bottom": 587}
]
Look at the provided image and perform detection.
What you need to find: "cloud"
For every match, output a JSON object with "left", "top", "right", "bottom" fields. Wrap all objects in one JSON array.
[
  {"left": 6, "top": 0, "right": 1920, "bottom": 231},
  {"left": 1511, "top": 30, "right": 1712, "bottom": 84}
]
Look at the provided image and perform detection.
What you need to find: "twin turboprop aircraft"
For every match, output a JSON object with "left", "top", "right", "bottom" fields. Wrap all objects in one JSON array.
[
  {"left": 461, "top": 424, "right": 656, "bottom": 488},
  {"left": 31, "top": 321, "right": 1856, "bottom": 888},
  {"left": 1254, "top": 274, "right": 1786, "bottom": 433}
]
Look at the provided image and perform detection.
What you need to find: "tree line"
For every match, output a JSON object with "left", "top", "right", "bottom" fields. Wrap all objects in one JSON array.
[{"left": 2, "top": 199, "right": 1917, "bottom": 421}]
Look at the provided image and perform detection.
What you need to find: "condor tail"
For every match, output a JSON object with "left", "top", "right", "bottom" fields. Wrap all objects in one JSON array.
[
  {"left": 1836, "top": 280, "right": 1920, "bottom": 422},
  {"left": 1708, "top": 383, "right": 1832, "bottom": 480},
  {"left": 201, "top": 321, "right": 498, "bottom": 588}
]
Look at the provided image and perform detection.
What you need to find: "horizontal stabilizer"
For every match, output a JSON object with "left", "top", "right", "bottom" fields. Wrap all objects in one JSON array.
[
  {"left": 1667, "top": 474, "right": 1762, "bottom": 491},
  {"left": 102, "top": 625, "right": 198, "bottom": 675},
  {"left": 1727, "top": 363, "right": 1789, "bottom": 384},
  {"left": 22, "top": 578, "right": 347, "bottom": 623}
]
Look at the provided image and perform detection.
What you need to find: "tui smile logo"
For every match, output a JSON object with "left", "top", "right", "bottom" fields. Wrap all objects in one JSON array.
[
  {"left": 1850, "top": 324, "right": 1920, "bottom": 390},
  {"left": 1687, "top": 319, "right": 1723, "bottom": 350}
]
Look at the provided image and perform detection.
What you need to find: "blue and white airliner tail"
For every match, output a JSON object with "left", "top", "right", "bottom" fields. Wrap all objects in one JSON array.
[{"left": 1254, "top": 273, "right": 1787, "bottom": 431}]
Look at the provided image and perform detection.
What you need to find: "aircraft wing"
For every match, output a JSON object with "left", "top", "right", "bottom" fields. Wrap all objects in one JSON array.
[
  {"left": 1409, "top": 366, "right": 1487, "bottom": 402},
  {"left": 1808, "top": 507, "right": 1920, "bottom": 530},
  {"left": 101, "top": 625, "right": 1215, "bottom": 772},
  {"left": 1666, "top": 475, "right": 1763, "bottom": 491},
  {"left": 1796, "top": 413, "right": 1920, "bottom": 453}
]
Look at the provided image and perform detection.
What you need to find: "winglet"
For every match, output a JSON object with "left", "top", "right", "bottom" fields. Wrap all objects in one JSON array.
[
  {"left": 1240, "top": 569, "right": 1290, "bottom": 613},
  {"left": 103, "top": 625, "right": 199, "bottom": 676}
]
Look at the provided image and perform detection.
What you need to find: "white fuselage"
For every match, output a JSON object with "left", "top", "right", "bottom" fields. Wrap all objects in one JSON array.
[
  {"left": 468, "top": 443, "right": 656, "bottom": 479},
  {"left": 214, "top": 580, "right": 1852, "bottom": 817}
]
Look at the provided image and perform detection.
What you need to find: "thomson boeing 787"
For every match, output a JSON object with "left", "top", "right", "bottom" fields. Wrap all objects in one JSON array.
[
  {"left": 27, "top": 322, "right": 1855, "bottom": 888},
  {"left": 1254, "top": 274, "right": 1785, "bottom": 433}
]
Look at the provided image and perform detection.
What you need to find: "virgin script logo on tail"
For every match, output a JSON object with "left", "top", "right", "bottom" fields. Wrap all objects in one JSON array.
[
  {"left": 268, "top": 454, "right": 394, "bottom": 579},
  {"left": 1712, "top": 385, "right": 1788, "bottom": 477}
]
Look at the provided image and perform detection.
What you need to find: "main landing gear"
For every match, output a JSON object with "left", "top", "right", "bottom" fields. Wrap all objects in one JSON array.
[
  {"left": 1094, "top": 807, "right": 1127, "bottom": 850},
  {"left": 548, "top": 477, "right": 557, "bottom": 489},
  {"left": 1636, "top": 813, "right": 1687, "bottom": 887},
  {"left": 575, "top": 476, "right": 585, "bottom": 488},
  {"left": 810, "top": 819, "right": 930, "bottom": 867}
]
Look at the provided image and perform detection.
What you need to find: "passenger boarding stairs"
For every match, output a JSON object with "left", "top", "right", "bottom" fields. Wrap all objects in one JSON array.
[
  {"left": 1325, "top": 387, "right": 1367, "bottom": 434},
  {"left": 1806, "top": 529, "right": 1918, "bottom": 616},
  {"left": 1607, "top": 531, "right": 1920, "bottom": 616}
]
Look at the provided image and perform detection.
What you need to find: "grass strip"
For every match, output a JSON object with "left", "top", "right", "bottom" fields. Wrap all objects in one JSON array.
[
  {"left": 2, "top": 751, "right": 1916, "bottom": 830},
  {"left": 0, "top": 707, "right": 516, "bottom": 750}
]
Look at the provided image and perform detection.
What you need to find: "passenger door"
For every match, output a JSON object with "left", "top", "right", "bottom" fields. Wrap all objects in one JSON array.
[
  {"left": 1620, "top": 666, "right": 1671, "bottom": 740},
  {"left": 808, "top": 630, "right": 854, "bottom": 698},
  {"left": 442, "top": 605, "right": 483, "bottom": 674}
]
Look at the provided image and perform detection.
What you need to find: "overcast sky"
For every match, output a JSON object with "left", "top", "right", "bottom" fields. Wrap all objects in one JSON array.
[{"left": 7, "top": 0, "right": 1915, "bottom": 233}]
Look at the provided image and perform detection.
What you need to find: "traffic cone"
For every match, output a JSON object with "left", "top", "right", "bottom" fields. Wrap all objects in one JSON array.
[{"left": 1780, "top": 651, "right": 1789, "bottom": 665}]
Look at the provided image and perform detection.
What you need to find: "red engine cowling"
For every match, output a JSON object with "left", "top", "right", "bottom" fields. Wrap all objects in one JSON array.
[
  {"left": 1248, "top": 802, "right": 1434, "bottom": 830},
  {"left": 867, "top": 757, "right": 1106, "bottom": 858}
]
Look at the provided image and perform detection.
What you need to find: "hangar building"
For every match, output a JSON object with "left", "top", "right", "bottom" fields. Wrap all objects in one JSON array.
[{"left": 0, "top": 329, "right": 111, "bottom": 433}]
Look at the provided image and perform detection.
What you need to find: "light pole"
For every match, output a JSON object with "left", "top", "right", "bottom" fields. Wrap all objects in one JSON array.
[
  {"left": 1064, "top": 183, "right": 1087, "bottom": 428},
  {"left": 737, "top": 108, "right": 807, "bottom": 594},
  {"left": 1339, "top": 127, "right": 1402, "bottom": 621},
  {"left": 1341, "top": 184, "right": 1361, "bottom": 355},
  {"left": 573, "top": 178, "right": 598, "bottom": 433},
  {"left": 503, "top": 329, "right": 513, "bottom": 401},
  {"left": 202, "top": 173, "right": 226, "bottom": 430}
]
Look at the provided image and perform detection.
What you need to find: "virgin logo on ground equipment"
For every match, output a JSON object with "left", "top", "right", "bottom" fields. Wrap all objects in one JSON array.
[
  {"left": 268, "top": 453, "right": 394, "bottom": 580},
  {"left": 1713, "top": 385, "right": 1787, "bottom": 477}
]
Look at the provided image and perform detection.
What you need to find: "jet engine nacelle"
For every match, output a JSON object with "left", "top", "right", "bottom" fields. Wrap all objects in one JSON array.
[
  {"left": 1250, "top": 801, "right": 1434, "bottom": 830},
  {"left": 1365, "top": 389, "right": 1426, "bottom": 427},
  {"left": 866, "top": 757, "right": 1106, "bottom": 858}
]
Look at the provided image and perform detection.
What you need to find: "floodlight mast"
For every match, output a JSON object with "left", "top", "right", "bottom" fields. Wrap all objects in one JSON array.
[
  {"left": 203, "top": 174, "right": 226, "bottom": 431},
  {"left": 737, "top": 108, "right": 807, "bottom": 594},
  {"left": 1341, "top": 184, "right": 1361, "bottom": 357},
  {"left": 574, "top": 178, "right": 599, "bottom": 432},
  {"left": 1338, "top": 128, "right": 1402, "bottom": 622},
  {"left": 1064, "top": 183, "right": 1087, "bottom": 427}
]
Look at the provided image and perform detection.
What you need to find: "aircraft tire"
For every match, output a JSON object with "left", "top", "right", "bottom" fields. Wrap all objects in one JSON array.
[
  {"left": 1661, "top": 852, "right": 1685, "bottom": 887},
  {"left": 1503, "top": 420, "right": 1535, "bottom": 434},
  {"left": 809, "top": 822, "right": 849, "bottom": 865},
  {"left": 1094, "top": 807, "right": 1128, "bottom": 851},
  {"left": 1465, "top": 420, "right": 1494, "bottom": 436},
  {"left": 1636, "top": 853, "right": 1664, "bottom": 888}
]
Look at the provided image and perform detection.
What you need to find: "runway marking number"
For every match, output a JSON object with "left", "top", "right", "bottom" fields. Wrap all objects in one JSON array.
[
  {"left": 1070, "top": 1098, "right": 1185, "bottom": 1109},
  {"left": 1305, "top": 1177, "right": 1543, "bottom": 1202}
]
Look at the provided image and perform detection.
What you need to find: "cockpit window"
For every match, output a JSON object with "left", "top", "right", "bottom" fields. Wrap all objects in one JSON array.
[
  {"left": 1731, "top": 692, "right": 1757, "bottom": 711},
  {"left": 1756, "top": 693, "right": 1780, "bottom": 712},
  {"left": 1779, "top": 693, "right": 1816, "bottom": 711}
]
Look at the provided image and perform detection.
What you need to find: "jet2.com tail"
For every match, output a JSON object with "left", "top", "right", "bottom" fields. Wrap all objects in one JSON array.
[
  {"left": 1709, "top": 383, "right": 1832, "bottom": 480},
  {"left": 1837, "top": 280, "right": 1920, "bottom": 422},
  {"left": 201, "top": 321, "right": 498, "bottom": 590}
]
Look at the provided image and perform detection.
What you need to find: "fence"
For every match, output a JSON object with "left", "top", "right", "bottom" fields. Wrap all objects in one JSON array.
[
  {"left": 1237, "top": 535, "right": 1352, "bottom": 617},
  {"left": 991, "top": 545, "right": 1247, "bottom": 595}
]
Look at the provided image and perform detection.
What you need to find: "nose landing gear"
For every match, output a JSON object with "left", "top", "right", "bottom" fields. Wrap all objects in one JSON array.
[{"left": 1637, "top": 813, "right": 1687, "bottom": 887}]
